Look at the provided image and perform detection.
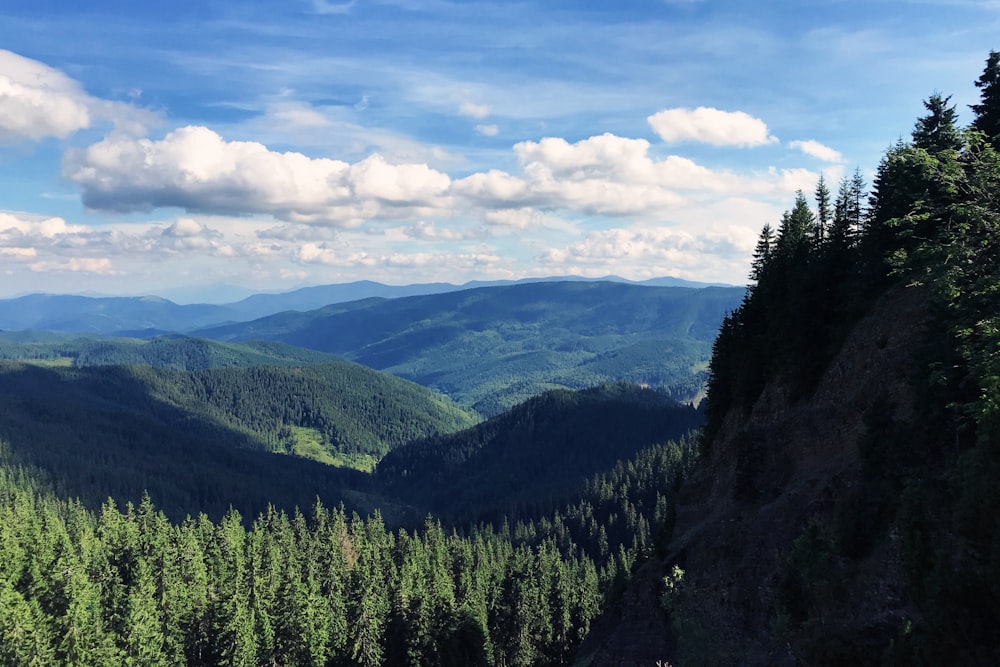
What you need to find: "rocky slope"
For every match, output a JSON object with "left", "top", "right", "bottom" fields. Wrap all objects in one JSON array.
[{"left": 586, "top": 284, "right": 929, "bottom": 666}]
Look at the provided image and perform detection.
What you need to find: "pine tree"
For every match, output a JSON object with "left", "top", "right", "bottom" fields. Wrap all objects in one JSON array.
[
  {"left": 749, "top": 224, "right": 776, "bottom": 283},
  {"left": 912, "top": 93, "right": 963, "bottom": 154},
  {"left": 971, "top": 50, "right": 1000, "bottom": 147},
  {"left": 814, "top": 174, "right": 832, "bottom": 243},
  {"left": 775, "top": 191, "right": 816, "bottom": 263}
]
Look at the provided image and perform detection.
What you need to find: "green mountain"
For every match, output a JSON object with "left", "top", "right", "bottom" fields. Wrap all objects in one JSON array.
[
  {"left": 0, "top": 332, "right": 347, "bottom": 369},
  {"left": 377, "top": 383, "right": 702, "bottom": 524},
  {"left": 0, "top": 360, "right": 476, "bottom": 522},
  {"left": 198, "top": 281, "right": 743, "bottom": 414}
]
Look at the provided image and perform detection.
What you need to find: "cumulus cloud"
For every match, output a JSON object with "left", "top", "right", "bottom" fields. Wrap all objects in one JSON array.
[
  {"left": 459, "top": 101, "right": 492, "bottom": 119},
  {"left": 540, "top": 224, "right": 753, "bottom": 282},
  {"left": 647, "top": 106, "right": 777, "bottom": 147},
  {"left": 475, "top": 124, "right": 499, "bottom": 136},
  {"left": 0, "top": 50, "right": 155, "bottom": 142},
  {"left": 64, "top": 126, "right": 452, "bottom": 224},
  {"left": 482, "top": 208, "right": 577, "bottom": 232},
  {"left": 400, "top": 220, "right": 480, "bottom": 241},
  {"left": 0, "top": 50, "right": 92, "bottom": 141},
  {"left": 789, "top": 139, "right": 844, "bottom": 163},
  {"left": 452, "top": 133, "right": 811, "bottom": 219}
]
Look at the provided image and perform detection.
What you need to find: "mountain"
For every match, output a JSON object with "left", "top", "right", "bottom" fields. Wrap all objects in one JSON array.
[
  {"left": 197, "top": 281, "right": 744, "bottom": 414},
  {"left": 376, "top": 383, "right": 703, "bottom": 523},
  {"left": 0, "top": 293, "right": 237, "bottom": 334},
  {"left": 0, "top": 332, "right": 348, "bottom": 369},
  {"left": 0, "top": 360, "right": 476, "bottom": 522},
  {"left": 0, "top": 275, "right": 728, "bottom": 335},
  {"left": 212, "top": 276, "right": 729, "bottom": 321}
]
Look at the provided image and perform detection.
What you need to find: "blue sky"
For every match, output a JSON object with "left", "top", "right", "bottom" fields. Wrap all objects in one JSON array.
[{"left": 1, "top": 0, "right": 997, "bottom": 300}]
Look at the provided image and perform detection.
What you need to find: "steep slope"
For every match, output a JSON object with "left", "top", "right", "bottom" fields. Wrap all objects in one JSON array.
[
  {"left": 376, "top": 383, "right": 702, "bottom": 523},
  {"left": 663, "top": 286, "right": 927, "bottom": 664},
  {"left": 198, "top": 281, "right": 743, "bottom": 414},
  {"left": 587, "top": 69, "right": 1000, "bottom": 665}
]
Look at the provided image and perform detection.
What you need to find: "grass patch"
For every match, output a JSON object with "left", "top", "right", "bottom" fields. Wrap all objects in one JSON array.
[
  {"left": 287, "top": 425, "right": 377, "bottom": 472},
  {"left": 21, "top": 357, "right": 75, "bottom": 367}
]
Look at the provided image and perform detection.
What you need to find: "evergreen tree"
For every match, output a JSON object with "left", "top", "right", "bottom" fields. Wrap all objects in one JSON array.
[
  {"left": 971, "top": 50, "right": 1000, "bottom": 147},
  {"left": 814, "top": 174, "right": 832, "bottom": 244},
  {"left": 775, "top": 191, "right": 816, "bottom": 262},
  {"left": 749, "top": 224, "right": 776, "bottom": 283},
  {"left": 912, "top": 93, "right": 963, "bottom": 154}
]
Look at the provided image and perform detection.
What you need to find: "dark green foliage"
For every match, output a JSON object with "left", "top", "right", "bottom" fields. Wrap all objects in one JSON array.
[
  {"left": 0, "top": 464, "right": 608, "bottom": 666},
  {"left": 912, "top": 94, "right": 963, "bottom": 154},
  {"left": 971, "top": 50, "right": 1000, "bottom": 147},
  {"left": 197, "top": 281, "right": 743, "bottom": 415},
  {"left": 702, "top": 56, "right": 1000, "bottom": 661},
  {"left": 376, "top": 383, "right": 702, "bottom": 523},
  {"left": 0, "top": 361, "right": 474, "bottom": 522}
]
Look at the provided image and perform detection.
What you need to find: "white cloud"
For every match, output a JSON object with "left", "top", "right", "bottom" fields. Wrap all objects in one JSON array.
[
  {"left": 64, "top": 126, "right": 452, "bottom": 224},
  {"left": 482, "top": 208, "right": 577, "bottom": 232},
  {"left": 163, "top": 217, "right": 212, "bottom": 238},
  {"left": 475, "top": 124, "right": 499, "bottom": 136},
  {"left": 265, "top": 101, "right": 332, "bottom": 129},
  {"left": 0, "top": 50, "right": 91, "bottom": 141},
  {"left": 540, "top": 224, "right": 753, "bottom": 283},
  {"left": 459, "top": 101, "right": 492, "bottom": 119},
  {"left": 453, "top": 133, "right": 811, "bottom": 219},
  {"left": 0, "top": 247, "right": 37, "bottom": 258},
  {"left": 647, "top": 107, "right": 777, "bottom": 147},
  {"left": 0, "top": 50, "right": 156, "bottom": 142},
  {"left": 311, "top": 0, "right": 356, "bottom": 14},
  {"left": 349, "top": 154, "right": 450, "bottom": 205},
  {"left": 399, "top": 220, "right": 479, "bottom": 241},
  {"left": 789, "top": 139, "right": 844, "bottom": 163},
  {"left": 0, "top": 211, "right": 86, "bottom": 237},
  {"left": 29, "top": 257, "right": 116, "bottom": 274}
]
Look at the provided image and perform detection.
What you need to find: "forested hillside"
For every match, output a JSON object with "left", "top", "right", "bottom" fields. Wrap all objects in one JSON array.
[
  {"left": 641, "top": 51, "right": 1000, "bottom": 665},
  {"left": 0, "top": 396, "right": 700, "bottom": 666},
  {"left": 0, "top": 333, "right": 347, "bottom": 369},
  {"left": 377, "top": 383, "right": 701, "bottom": 524},
  {"left": 197, "top": 281, "right": 742, "bottom": 414},
  {"left": 0, "top": 360, "right": 475, "bottom": 521}
]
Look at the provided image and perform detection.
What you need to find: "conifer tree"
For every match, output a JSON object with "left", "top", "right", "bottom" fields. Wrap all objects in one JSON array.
[
  {"left": 749, "top": 224, "right": 776, "bottom": 283},
  {"left": 814, "top": 174, "right": 832, "bottom": 243},
  {"left": 971, "top": 50, "right": 1000, "bottom": 147},
  {"left": 912, "top": 94, "right": 963, "bottom": 154}
]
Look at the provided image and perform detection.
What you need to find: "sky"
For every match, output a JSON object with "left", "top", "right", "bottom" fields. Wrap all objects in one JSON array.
[{"left": 0, "top": 1, "right": 998, "bottom": 301}]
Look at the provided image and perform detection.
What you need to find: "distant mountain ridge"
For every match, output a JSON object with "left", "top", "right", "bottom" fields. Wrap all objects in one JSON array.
[
  {"left": 0, "top": 275, "right": 731, "bottom": 334},
  {"left": 196, "top": 280, "right": 744, "bottom": 414}
]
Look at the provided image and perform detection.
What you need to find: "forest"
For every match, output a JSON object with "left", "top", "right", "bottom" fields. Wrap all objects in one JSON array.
[
  {"left": 692, "top": 50, "right": 1000, "bottom": 663},
  {"left": 0, "top": 50, "right": 998, "bottom": 666}
]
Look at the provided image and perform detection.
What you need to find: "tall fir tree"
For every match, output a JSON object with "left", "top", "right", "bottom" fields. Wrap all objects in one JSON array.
[
  {"left": 912, "top": 93, "right": 963, "bottom": 154},
  {"left": 971, "top": 50, "right": 1000, "bottom": 147},
  {"left": 814, "top": 174, "right": 832, "bottom": 244}
]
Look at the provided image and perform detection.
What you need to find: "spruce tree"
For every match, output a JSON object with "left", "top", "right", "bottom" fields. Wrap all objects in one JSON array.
[
  {"left": 971, "top": 50, "right": 1000, "bottom": 147},
  {"left": 814, "top": 174, "right": 832, "bottom": 244},
  {"left": 912, "top": 94, "right": 963, "bottom": 154}
]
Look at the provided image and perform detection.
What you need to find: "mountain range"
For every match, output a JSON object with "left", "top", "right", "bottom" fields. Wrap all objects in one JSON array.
[{"left": 0, "top": 275, "right": 728, "bottom": 335}]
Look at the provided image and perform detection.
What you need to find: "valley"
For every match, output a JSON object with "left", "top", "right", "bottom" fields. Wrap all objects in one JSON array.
[{"left": 2, "top": 50, "right": 1000, "bottom": 666}]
